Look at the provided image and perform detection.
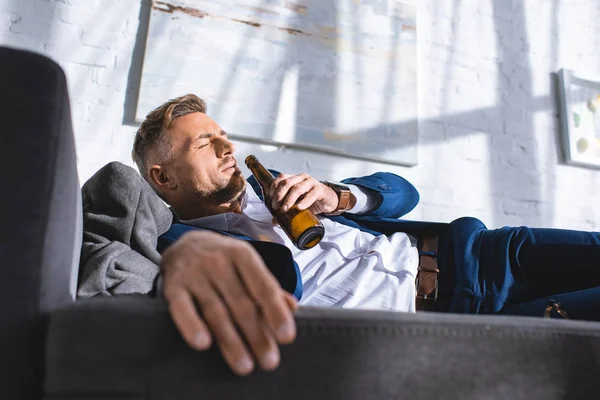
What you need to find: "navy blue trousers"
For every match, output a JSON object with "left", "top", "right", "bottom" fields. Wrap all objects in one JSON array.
[{"left": 497, "top": 227, "right": 600, "bottom": 321}]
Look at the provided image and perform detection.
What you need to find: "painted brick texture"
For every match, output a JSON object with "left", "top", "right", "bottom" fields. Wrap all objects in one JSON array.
[{"left": 2, "top": 0, "right": 600, "bottom": 229}]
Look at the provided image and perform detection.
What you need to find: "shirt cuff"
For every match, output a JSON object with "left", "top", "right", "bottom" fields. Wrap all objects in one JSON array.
[{"left": 346, "top": 184, "right": 377, "bottom": 214}]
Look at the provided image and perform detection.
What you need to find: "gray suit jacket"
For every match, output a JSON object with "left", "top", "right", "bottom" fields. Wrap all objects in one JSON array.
[{"left": 77, "top": 162, "right": 172, "bottom": 298}]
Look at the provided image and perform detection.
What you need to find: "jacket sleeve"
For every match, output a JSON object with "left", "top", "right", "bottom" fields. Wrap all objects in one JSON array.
[
  {"left": 77, "top": 162, "right": 173, "bottom": 298},
  {"left": 341, "top": 172, "right": 420, "bottom": 219},
  {"left": 247, "top": 170, "right": 419, "bottom": 219}
]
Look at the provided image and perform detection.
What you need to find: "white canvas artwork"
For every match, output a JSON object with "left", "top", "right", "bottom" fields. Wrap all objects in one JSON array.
[
  {"left": 136, "top": 0, "right": 418, "bottom": 166},
  {"left": 558, "top": 69, "right": 600, "bottom": 169}
]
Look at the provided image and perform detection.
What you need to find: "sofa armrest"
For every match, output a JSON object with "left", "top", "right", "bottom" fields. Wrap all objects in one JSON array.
[
  {"left": 0, "top": 46, "right": 81, "bottom": 399},
  {"left": 45, "top": 296, "right": 600, "bottom": 399}
]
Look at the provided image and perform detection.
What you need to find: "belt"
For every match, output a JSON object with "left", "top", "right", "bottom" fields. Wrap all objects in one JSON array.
[{"left": 415, "top": 234, "right": 440, "bottom": 311}]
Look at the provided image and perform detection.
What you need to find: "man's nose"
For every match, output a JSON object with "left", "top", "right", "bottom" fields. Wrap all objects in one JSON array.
[{"left": 216, "top": 137, "right": 235, "bottom": 157}]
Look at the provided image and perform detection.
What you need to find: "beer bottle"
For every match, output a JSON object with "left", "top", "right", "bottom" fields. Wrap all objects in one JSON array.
[{"left": 245, "top": 155, "right": 325, "bottom": 250}]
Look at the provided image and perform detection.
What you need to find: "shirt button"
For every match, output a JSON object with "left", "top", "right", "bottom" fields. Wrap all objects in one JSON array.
[{"left": 378, "top": 184, "right": 391, "bottom": 191}]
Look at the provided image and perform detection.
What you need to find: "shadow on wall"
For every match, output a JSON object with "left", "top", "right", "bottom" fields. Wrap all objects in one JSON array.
[
  {"left": 123, "top": 0, "right": 567, "bottom": 226},
  {"left": 489, "top": 0, "right": 545, "bottom": 227},
  {"left": 123, "top": 0, "right": 153, "bottom": 125}
]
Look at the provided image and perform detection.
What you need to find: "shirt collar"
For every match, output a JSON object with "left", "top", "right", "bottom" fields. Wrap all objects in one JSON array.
[
  {"left": 181, "top": 212, "right": 230, "bottom": 231},
  {"left": 180, "top": 189, "right": 254, "bottom": 229}
]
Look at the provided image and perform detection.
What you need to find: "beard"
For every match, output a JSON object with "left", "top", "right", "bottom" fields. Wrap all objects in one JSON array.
[{"left": 188, "top": 172, "right": 247, "bottom": 207}]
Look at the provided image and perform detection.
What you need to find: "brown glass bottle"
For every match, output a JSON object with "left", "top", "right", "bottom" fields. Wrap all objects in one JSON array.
[{"left": 245, "top": 155, "right": 325, "bottom": 250}]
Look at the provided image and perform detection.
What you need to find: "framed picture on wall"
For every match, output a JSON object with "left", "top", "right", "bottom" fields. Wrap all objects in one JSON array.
[
  {"left": 557, "top": 69, "right": 600, "bottom": 169},
  {"left": 135, "top": 0, "right": 419, "bottom": 167}
]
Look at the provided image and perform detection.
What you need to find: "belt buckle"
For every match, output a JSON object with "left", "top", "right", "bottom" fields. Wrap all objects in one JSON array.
[{"left": 415, "top": 269, "right": 439, "bottom": 302}]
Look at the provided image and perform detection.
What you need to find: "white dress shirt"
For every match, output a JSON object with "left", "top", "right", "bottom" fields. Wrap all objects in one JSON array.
[{"left": 182, "top": 185, "right": 419, "bottom": 312}]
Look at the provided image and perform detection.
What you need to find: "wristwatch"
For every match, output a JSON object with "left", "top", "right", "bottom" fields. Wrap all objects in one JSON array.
[{"left": 321, "top": 181, "right": 353, "bottom": 215}]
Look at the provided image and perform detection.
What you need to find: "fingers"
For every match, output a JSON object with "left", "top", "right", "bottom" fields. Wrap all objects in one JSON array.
[
  {"left": 270, "top": 173, "right": 309, "bottom": 210},
  {"left": 189, "top": 278, "right": 257, "bottom": 376},
  {"left": 284, "top": 292, "right": 299, "bottom": 312},
  {"left": 231, "top": 242, "right": 297, "bottom": 345},
  {"left": 167, "top": 290, "right": 212, "bottom": 350},
  {"left": 160, "top": 231, "right": 297, "bottom": 376},
  {"left": 270, "top": 173, "right": 337, "bottom": 214},
  {"left": 162, "top": 247, "right": 213, "bottom": 351},
  {"left": 210, "top": 256, "right": 281, "bottom": 371},
  {"left": 271, "top": 173, "right": 319, "bottom": 211},
  {"left": 297, "top": 187, "right": 319, "bottom": 211},
  {"left": 165, "top": 268, "right": 255, "bottom": 376},
  {"left": 280, "top": 180, "right": 315, "bottom": 212}
]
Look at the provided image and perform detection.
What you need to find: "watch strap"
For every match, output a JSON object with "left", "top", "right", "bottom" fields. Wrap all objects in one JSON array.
[{"left": 322, "top": 181, "right": 352, "bottom": 215}]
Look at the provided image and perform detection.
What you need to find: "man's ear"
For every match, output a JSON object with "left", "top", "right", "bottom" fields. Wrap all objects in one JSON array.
[{"left": 149, "top": 165, "right": 176, "bottom": 191}]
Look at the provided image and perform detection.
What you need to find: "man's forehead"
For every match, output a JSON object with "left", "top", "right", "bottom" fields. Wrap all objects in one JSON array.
[
  {"left": 172, "top": 112, "right": 221, "bottom": 132},
  {"left": 173, "top": 112, "right": 219, "bottom": 127}
]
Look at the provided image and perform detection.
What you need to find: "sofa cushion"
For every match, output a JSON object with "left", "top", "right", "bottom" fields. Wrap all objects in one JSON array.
[{"left": 45, "top": 296, "right": 600, "bottom": 399}]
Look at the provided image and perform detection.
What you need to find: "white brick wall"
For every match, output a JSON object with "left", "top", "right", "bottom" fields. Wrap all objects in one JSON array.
[{"left": 2, "top": 0, "right": 600, "bottom": 230}]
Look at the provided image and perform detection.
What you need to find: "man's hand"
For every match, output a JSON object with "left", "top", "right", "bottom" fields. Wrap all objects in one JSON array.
[
  {"left": 270, "top": 173, "right": 338, "bottom": 214},
  {"left": 160, "top": 230, "right": 298, "bottom": 376}
]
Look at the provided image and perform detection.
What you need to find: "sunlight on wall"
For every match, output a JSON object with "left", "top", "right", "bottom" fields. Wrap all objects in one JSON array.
[
  {"left": 2, "top": 0, "right": 600, "bottom": 229},
  {"left": 138, "top": 0, "right": 419, "bottom": 167},
  {"left": 272, "top": 65, "right": 300, "bottom": 146}
]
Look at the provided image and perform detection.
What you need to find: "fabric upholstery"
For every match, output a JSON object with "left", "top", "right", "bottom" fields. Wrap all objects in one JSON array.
[
  {"left": 45, "top": 296, "right": 600, "bottom": 399},
  {"left": 0, "top": 46, "right": 80, "bottom": 399}
]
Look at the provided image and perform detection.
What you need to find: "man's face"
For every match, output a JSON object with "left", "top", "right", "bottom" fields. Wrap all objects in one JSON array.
[{"left": 163, "top": 112, "right": 246, "bottom": 210}]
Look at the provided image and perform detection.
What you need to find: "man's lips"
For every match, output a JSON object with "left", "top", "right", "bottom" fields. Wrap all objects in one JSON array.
[{"left": 222, "top": 161, "right": 239, "bottom": 172}]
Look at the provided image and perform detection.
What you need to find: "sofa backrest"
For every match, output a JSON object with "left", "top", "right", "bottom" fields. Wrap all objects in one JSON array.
[{"left": 0, "top": 46, "right": 82, "bottom": 399}]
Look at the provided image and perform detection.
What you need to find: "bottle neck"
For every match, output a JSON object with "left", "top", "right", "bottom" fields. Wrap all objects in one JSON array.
[{"left": 245, "top": 156, "right": 275, "bottom": 195}]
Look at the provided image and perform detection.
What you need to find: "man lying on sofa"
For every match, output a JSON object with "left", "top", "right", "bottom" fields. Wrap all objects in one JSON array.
[{"left": 79, "top": 93, "right": 600, "bottom": 377}]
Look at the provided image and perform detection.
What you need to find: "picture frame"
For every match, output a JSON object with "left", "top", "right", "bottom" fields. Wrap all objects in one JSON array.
[
  {"left": 557, "top": 68, "right": 600, "bottom": 169},
  {"left": 135, "top": 0, "right": 419, "bottom": 167}
]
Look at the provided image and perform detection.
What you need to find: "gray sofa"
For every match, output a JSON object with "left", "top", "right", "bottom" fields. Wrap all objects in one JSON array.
[{"left": 3, "top": 46, "right": 600, "bottom": 400}]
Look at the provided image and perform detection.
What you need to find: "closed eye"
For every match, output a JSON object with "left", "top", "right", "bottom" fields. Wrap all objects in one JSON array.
[{"left": 190, "top": 130, "right": 227, "bottom": 150}]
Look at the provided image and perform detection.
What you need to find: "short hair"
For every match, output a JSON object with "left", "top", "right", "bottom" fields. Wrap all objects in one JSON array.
[{"left": 132, "top": 94, "right": 207, "bottom": 184}]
